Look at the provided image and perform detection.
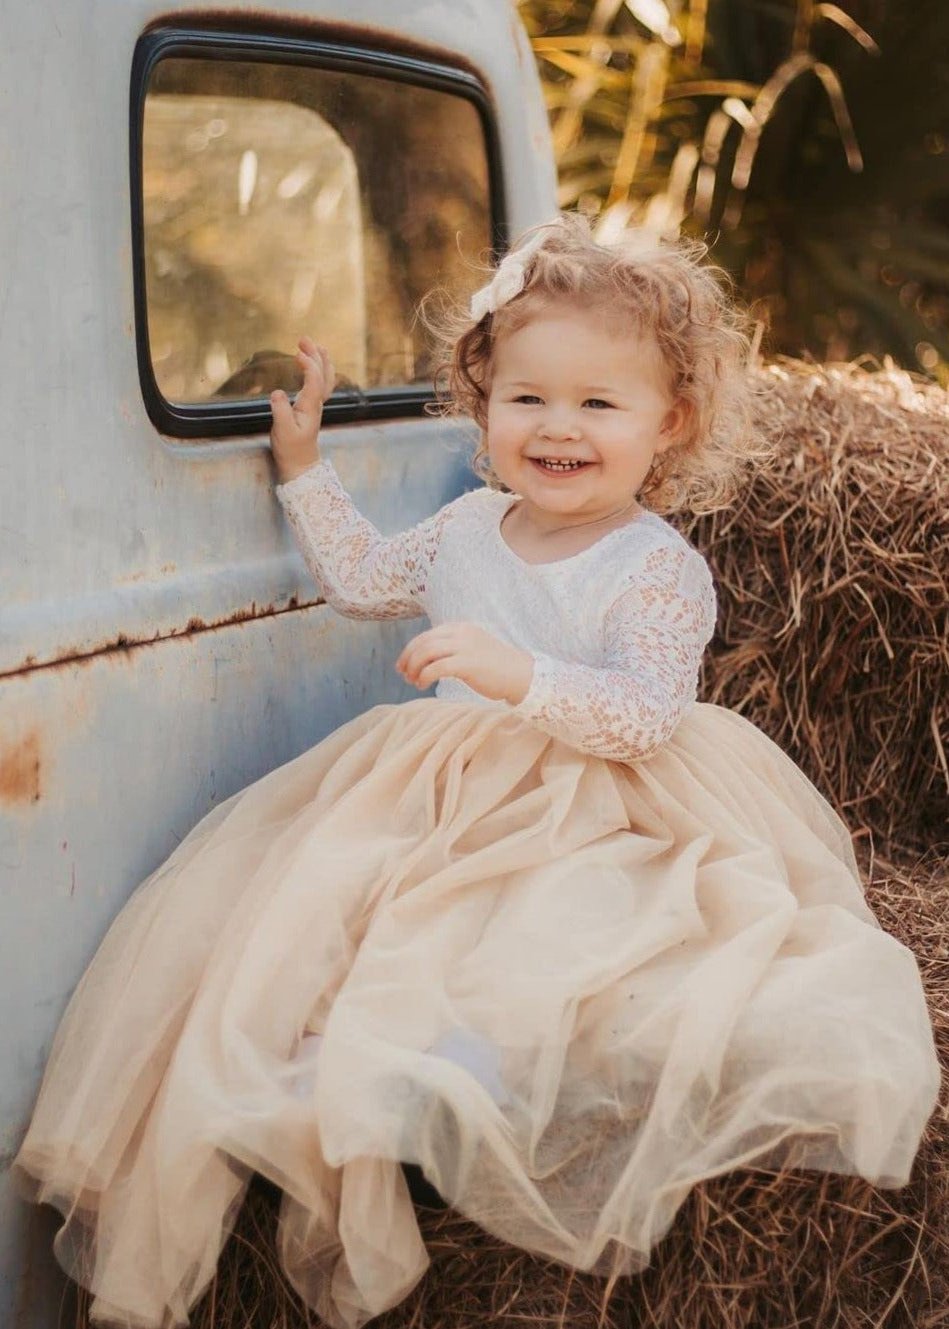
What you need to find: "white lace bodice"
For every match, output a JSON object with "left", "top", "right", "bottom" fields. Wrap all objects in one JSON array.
[{"left": 275, "top": 460, "right": 718, "bottom": 762}]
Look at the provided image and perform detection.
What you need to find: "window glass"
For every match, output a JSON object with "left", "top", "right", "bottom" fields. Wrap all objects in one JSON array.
[{"left": 142, "top": 57, "right": 493, "bottom": 406}]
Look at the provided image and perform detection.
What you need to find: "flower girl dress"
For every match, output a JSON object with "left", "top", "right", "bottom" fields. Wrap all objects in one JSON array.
[{"left": 12, "top": 460, "right": 940, "bottom": 1329}]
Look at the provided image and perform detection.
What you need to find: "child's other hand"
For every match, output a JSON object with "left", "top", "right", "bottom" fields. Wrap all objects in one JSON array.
[
  {"left": 270, "top": 338, "right": 336, "bottom": 484},
  {"left": 396, "top": 623, "right": 534, "bottom": 706}
]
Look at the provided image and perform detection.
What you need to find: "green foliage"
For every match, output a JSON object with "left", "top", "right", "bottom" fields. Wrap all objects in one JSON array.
[{"left": 518, "top": 0, "right": 949, "bottom": 382}]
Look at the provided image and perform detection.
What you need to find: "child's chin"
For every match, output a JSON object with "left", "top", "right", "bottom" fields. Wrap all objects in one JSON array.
[{"left": 531, "top": 477, "right": 592, "bottom": 496}]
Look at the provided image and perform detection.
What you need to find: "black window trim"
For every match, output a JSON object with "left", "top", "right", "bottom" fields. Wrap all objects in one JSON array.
[{"left": 130, "top": 26, "right": 508, "bottom": 439}]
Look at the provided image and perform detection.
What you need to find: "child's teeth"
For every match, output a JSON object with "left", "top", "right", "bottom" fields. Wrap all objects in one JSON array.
[{"left": 538, "top": 458, "right": 583, "bottom": 471}]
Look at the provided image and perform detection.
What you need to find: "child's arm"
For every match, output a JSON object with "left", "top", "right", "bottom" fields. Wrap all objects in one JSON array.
[
  {"left": 396, "top": 539, "right": 717, "bottom": 761},
  {"left": 511, "top": 542, "right": 717, "bottom": 761},
  {"left": 269, "top": 337, "right": 460, "bottom": 620},
  {"left": 275, "top": 461, "right": 465, "bottom": 620}
]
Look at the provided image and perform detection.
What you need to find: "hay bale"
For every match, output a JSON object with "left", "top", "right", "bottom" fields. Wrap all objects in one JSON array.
[{"left": 680, "top": 356, "right": 948, "bottom": 857}]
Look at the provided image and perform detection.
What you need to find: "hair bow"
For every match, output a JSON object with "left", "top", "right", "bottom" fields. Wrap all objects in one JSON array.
[{"left": 468, "top": 219, "right": 563, "bottom": 323}]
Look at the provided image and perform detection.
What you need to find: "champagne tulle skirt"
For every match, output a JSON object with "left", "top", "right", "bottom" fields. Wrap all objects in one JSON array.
[{"left": 13, "top": 699, "right": 940, "bottom": 1329}]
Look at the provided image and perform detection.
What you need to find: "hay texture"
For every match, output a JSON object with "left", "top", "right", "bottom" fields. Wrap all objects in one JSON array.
[
  {"left": 683, "top": 356, "right": 948, "bottom": 858},
  {"left": 74, "top": 358, "right": 947, "bottom": 1328}
]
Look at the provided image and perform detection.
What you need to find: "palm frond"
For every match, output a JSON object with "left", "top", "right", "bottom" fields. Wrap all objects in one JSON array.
[{"left": 517, "top": 0, "right": 948, "bottom": 383}]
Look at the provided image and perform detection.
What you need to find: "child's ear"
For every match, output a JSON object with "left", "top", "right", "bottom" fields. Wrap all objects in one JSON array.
[{"left": 657, "top": 398, "right": 690, "bottom": 450}]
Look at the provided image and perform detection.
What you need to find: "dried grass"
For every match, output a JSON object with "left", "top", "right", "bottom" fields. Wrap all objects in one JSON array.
[
  {"left": 685, "top": 355, "right": 949, "bottom": 858},
  {"left": 76, "top": 357, "right": 948, "bottom": 1328}
]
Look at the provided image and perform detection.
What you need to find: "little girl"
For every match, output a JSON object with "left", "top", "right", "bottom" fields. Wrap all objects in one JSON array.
[{"left": 13, "top": 216, "right": 940, "bottom": 1329}]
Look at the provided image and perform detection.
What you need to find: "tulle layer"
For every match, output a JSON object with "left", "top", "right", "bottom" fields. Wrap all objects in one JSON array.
[{"left": 12, "top": 699, "right": 940, "bottom": 1329}]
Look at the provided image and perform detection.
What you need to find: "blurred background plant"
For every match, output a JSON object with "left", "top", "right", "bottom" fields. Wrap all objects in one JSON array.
[{"left": 517, "top": 0, "right": 949, "bottom": 384}]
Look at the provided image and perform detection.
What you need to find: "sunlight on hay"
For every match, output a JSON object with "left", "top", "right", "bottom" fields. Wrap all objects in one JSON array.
[{"left": 680, "top": 355, "right": 948, "bottom": 856}]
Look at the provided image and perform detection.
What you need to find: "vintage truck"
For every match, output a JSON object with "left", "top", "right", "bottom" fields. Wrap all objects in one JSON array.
[{"left": 0, "top": 1, "right": 556, "bottom": 1320}]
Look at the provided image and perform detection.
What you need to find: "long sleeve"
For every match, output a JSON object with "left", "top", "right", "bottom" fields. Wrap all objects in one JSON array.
[
  {"left": 510, "top": 541, "right": 717, "bottom": 761},
  {"left": 275, "top": 460, "right": 462, "bottom": 620}
]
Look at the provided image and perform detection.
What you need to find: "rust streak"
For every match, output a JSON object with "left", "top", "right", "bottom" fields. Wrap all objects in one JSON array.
[
  {"left": 0, "top": 730, "right": 42, "bottom": 805},
  {"left": 0, "top": 594, "right": 314, "bottom": 681}
]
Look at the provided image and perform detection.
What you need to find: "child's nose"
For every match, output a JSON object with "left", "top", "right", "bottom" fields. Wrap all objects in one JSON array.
[{"left": 538, "top": 407, "right": 581, "bottom": 441}]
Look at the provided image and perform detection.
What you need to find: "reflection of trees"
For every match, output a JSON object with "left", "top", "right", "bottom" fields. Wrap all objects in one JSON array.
[
  {"left": 144, "top": 80, "right": 364, "bottom": 403},
  {"left": 327, "top": 83, "right": 493, "bottom": 380},
  {"left": 143, "top": 59, "right": 491, "bottom": 405},
  {"left": 519, "top": 0, "right": 948, "bottom": 382},
  {"left": 146, "top": 215, "right": 277, "bottom": 399}
]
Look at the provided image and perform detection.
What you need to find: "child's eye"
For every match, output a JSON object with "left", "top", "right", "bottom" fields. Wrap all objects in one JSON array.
[
  {"left": 513, "top": 394, "right": 543, "bottom": 405},
  {"left": 584, "top": 398, "right": 614, "bottom": 410}
]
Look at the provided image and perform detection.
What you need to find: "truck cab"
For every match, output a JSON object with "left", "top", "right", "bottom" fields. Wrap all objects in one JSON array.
[{"left": 0, "top": 3, "right": 556, "bottom": 1320}]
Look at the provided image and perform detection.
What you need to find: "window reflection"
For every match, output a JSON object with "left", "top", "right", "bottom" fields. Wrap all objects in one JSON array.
[{"left": 142, "top": 58, "right": 492, "bottom": 408}]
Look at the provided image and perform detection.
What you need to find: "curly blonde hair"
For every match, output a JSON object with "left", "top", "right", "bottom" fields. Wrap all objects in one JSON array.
[{"left": 428, "top": 212, "right": 773, "bottom": 515}]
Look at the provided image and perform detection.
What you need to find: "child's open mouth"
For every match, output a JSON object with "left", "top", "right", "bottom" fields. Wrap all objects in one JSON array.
[{"left": 531, "top": 458, "right": 591, "bottom": 475}]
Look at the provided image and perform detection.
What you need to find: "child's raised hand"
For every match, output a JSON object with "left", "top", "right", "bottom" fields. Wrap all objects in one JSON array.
[
  {"left": 269, "top": 338, "right": 336, "bottom": 484},
  {"left": 396, "top": 622, "right": 534, "bottom": 706}
]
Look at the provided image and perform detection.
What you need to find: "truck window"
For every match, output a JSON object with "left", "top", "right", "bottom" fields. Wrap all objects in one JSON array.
[{"left": 131, "top": 33, "right": 502, "bottom": 436}]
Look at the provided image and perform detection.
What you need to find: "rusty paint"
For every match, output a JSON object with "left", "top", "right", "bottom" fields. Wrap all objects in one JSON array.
[
  {"left": 113, "top": 562, "right": 178, "bottom": 586},
  {"left": 0, "top": 594, "right": 316, "bottom": 682},
  {"left": 0, "top": 731, "right": 42, "bottom": 805}
]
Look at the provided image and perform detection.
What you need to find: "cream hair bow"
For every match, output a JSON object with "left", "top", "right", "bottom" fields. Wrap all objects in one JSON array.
[{"left": 469, "top": 219, "right": 564, "bottom": 323}]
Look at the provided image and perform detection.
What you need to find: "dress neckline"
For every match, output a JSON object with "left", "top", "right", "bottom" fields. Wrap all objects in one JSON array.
[{"left": 493, "top": 493, "right": 652, "bottom": 569}]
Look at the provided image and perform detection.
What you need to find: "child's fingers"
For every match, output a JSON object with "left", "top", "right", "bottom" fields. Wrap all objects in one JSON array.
[
  {"left": 396, "top": 631, "right": 429, "bottom": 674},
  {"left": 416, "top": 656, "right": 457, "bottom": 688},
  {"left": 396, "top": 624, "right": 476, "bottom": 672},
  {"left": 297, "top": 338, "right": 336, "bottom": 402},
  {"left": 396, "top": 638, "right": 424, "bottom": 680},
  {"left": 398, "top": 639, "right": 459, "bottom": 686},
  {"left": 308, "top": 342, "right": 334, "bottom": 398},
  {"left": 317, "top": 345, "right": 337, "bottom": 396},
  {"left": 269, "top": 389, "right": 297, "bottom": 435},
  {"left": 396, "top": 627, "right": 455, "bottom": 674},
  {"left": 292, "top": 351, "right": 328, "bottom": 418},
  {"left": 401, "top": 656, "right": 454, "bottom": 689}
]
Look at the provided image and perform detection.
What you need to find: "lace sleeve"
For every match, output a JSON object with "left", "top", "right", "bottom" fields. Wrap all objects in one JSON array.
[
  {"left": 511, "top": 541, "right": 717, "bottom": 761},
  {"left": 275, "top": 460, "right": 462, "bottom": 620}
]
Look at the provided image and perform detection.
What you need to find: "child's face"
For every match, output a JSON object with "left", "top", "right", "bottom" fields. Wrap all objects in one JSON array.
[{"left": 485, "top": 302, "right": 684, "bottom": 524}]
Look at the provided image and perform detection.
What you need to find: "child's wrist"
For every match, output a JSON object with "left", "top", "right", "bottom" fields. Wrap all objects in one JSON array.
[
  {"left": 275, "top": 453, "right": 323, "bottom": 485},
  {"left": 503, "top": 648, "right": 535, "bottom": 706}
]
